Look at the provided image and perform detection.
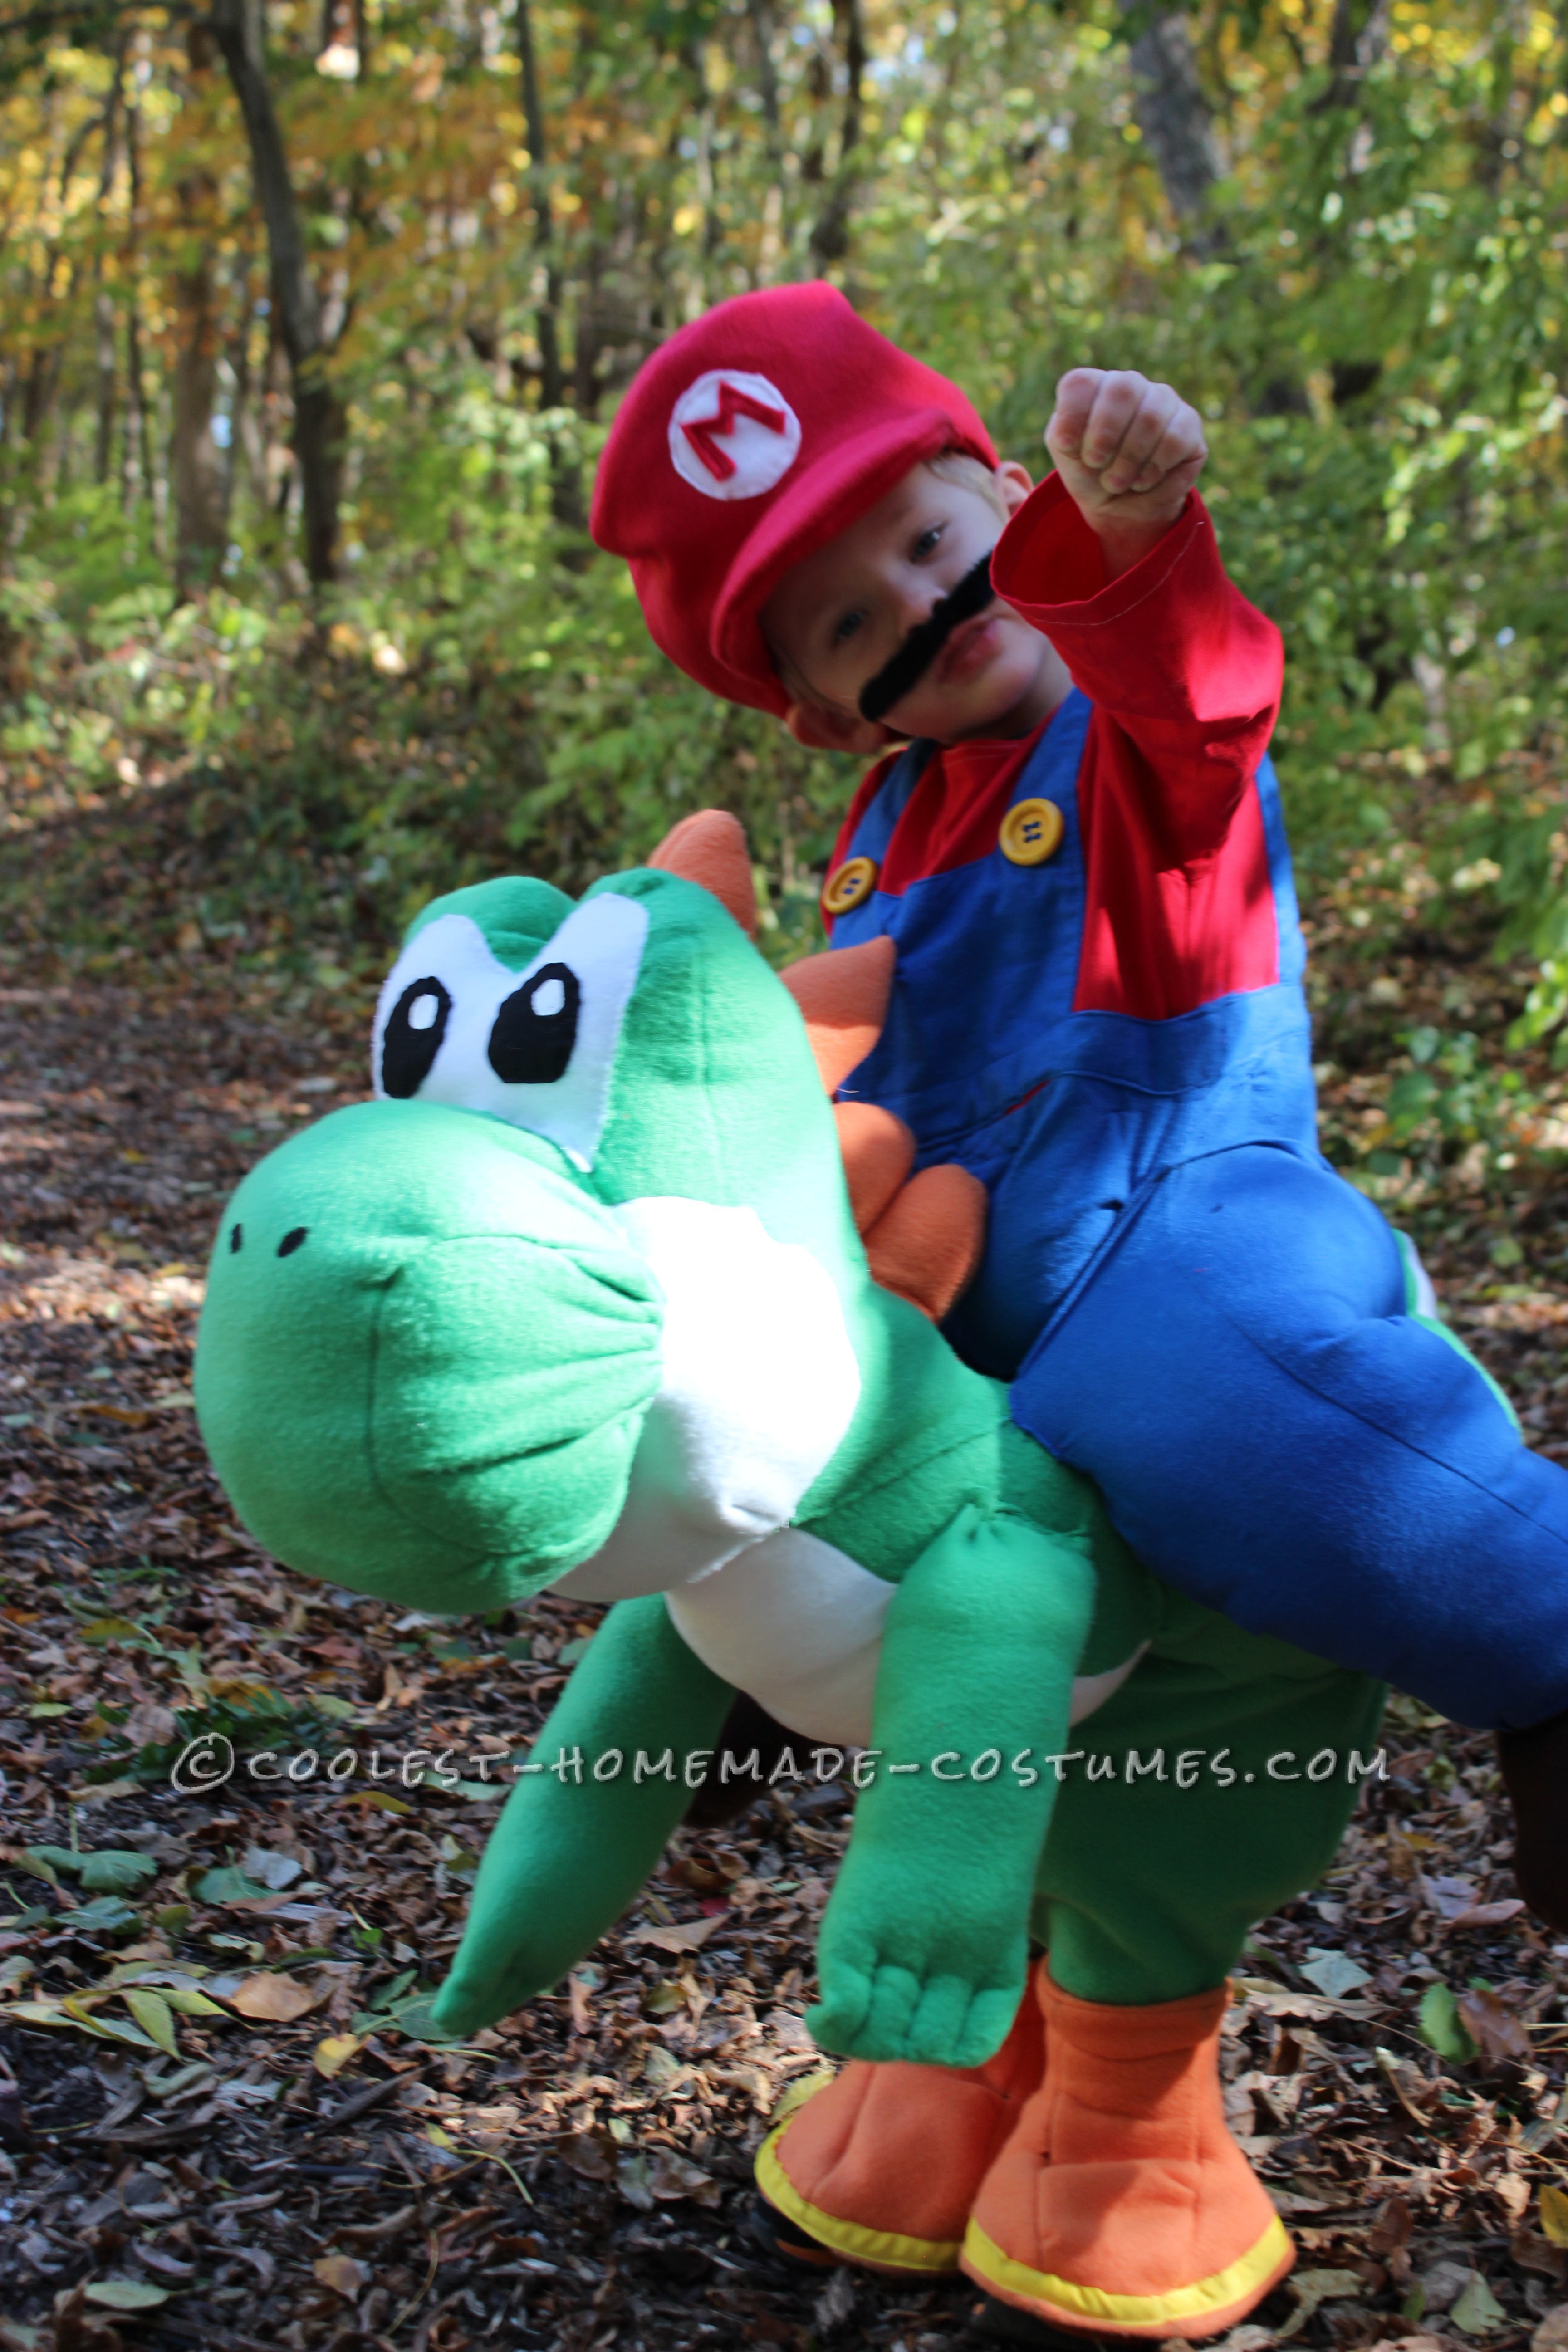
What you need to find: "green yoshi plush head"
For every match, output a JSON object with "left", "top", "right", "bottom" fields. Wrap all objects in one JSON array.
[
  {"left": 194, "top": 817, "right": 1129, "bottom": 2073},
  {"left": 193, "top": 826, "right": 887, "bottom": 1617}
]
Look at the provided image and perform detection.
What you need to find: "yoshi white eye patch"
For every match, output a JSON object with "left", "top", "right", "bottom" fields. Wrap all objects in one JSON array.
[{"left": 856, "top": 550, "right": 998, "bottom": 724}]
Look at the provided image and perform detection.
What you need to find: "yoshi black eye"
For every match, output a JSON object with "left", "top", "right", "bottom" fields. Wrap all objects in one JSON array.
[
  {"left": 229, "top": 1223, "right": 243, "bottom": 1253},
  {"left": 382, "top": 976, "right": 453, "bottom": 1099},
  {"left": 488, "top": 961, "right": 580, "bottom": 1086}
]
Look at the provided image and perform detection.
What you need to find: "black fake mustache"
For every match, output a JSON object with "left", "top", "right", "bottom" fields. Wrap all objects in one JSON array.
[{"left": 857, "top": 551, "right": 998, "bottom": 724}]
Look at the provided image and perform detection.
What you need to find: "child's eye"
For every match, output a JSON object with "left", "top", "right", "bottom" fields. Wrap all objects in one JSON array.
[
  {"left": 832, "top": 609, "right": 865, "bottom": 646},
  {"left": 913, "top": 524, "right": 945, "bottom": 559}
]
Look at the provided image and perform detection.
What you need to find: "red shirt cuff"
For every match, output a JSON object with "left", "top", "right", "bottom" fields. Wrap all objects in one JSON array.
[{"left": 991, "top": 475, "right": 1211, "bottom": 631}]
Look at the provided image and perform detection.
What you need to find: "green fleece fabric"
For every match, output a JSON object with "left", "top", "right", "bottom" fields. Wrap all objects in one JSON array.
[
  {"left": 435, "top": 1595, "right": 734, "bottom": 2032},
  {"left": 1037, "top": 1613, "right": 1386, "bottom": 2006},
  {"left": 195, "top": 857, "right": 1383, "bottom": 2068},
  {"left": 194, "top": 1101, "right": 662, "bottom": 1608},
  {"left": 809, "top": 1505, "right": 1096, "bottom": 2066}
]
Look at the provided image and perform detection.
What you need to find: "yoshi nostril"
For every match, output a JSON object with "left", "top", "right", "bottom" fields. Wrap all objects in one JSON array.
[
  {"left": 229, "top": 1223, "right": 243, "bottom": 1253},
  {"left": 277, "top": 1227, "right": 309, "bottom": 1258}
]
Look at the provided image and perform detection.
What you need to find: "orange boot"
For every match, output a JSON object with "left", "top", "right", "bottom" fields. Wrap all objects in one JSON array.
[
  {"left": 755, "top": 1984, "right": 1045, "bottom": 2277},
  {"left": 963, "top": 1965, "right": 1293, "bottom": 2339}
]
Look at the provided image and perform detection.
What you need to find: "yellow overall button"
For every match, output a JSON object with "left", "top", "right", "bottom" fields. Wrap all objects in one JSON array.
[
  {"left": 822, "top": 855, "right": 878, "bottom": 916},
  {"left": 999, "top": 798, "right": 1064, "bottom": 867}
]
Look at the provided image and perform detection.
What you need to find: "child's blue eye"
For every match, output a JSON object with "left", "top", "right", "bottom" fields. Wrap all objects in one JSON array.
[
  {"left": 914, "top": 525, "right": 944, "bottom": 559},
  {"left": 833, "top": 610, "right": 864, "bottom": 645}
]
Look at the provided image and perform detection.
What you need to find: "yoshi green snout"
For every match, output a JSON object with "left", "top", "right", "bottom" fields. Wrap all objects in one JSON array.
[{"left": 194, "top": 1098, "right": 664, "bottom": 1611}]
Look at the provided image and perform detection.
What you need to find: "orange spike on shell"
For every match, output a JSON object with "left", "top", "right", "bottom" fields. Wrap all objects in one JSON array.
[
  {"left": 780, "top": 936, "right": 896, "bottom": 1094},
  {"left": 833, "top": 1102, "right": 916, "bottom": 1237},
  {"left": 863, "top": 1163, "right": 988, "bottom": 1325},
  {"left": 649, "top": 810, "right": 757, "bottom": 939}
]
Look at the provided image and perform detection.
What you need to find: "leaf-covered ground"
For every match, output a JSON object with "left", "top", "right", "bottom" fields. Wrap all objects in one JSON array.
[{"left": 6, "top": 876, "right": 1568, "bottom": 2352}]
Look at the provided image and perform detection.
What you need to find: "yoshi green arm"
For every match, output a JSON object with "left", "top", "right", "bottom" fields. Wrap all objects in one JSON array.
[
  {"left": 808, "top": 1504, "right": 1094, "bottom": 2071},
  {"left": 431, "top": 1595, "right": 735, "bottom": 2034}
]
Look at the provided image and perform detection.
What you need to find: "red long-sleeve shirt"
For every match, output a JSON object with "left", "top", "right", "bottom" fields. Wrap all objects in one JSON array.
[{"left": 828, "top": 480, "right": 1285, "bottom": 1023}]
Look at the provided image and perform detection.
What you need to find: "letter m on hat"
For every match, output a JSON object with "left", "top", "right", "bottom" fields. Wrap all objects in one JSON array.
[
  {"left": 668, "top": 368, "right": 803, "bottom": 502},
  {"left": 685, "top": 382, "right": 787, "bottom": 480}
]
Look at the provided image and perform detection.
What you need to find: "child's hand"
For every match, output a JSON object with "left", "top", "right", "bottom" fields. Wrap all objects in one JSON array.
[{"left": 1045, "top": 369, "right": 1207, "bottom": 575}]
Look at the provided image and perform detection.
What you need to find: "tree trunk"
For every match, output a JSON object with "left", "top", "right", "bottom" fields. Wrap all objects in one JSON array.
[
  {"left": 92, "top": 45, "right": 126, "bottom": 485},
  {"left": 1315, "top": 0, "right": 1391, "bottom": 112},
  {"left": 223, "top": 255, "right": 259, "bottom": 527},
  {"left": 515, "top": 0, "right": 565, "bottom": 411},
  {"left": 120, "top": 73, "right": 154, "bottom": 518},
  {"left": 515, "top": 0, "right": 583, "bottom": 528},
  {"left": 172, "top": 168, "right": 226, "bottom": 593},
  {"left": 22, "top": 346, "right": 59, "bottom": 447},
  {"left": 808, "top": 0, "right": 866, "bottom": 268},
  {"left": 1122, "top": 10, "right": 1223, "bottom": 238},
  {"left": 746, "top": 0, "right": 782, "bottom": 159},
  {"left": 211, "top": 0, "right": 344, "bottom": 585}
]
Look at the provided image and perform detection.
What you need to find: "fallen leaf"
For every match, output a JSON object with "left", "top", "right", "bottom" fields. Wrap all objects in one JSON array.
[
  {"left": 311, "top": 2254, "right": 366, "bottom": 2298},
  {"left": 1418, "top": 1983, "right": 1479, "bottom": 2066},
  {"left": 162, "top": 1989, "right": 227, "bottom": 2019},
  {"left": 647, "top": 2147, "right": 722, "bottom": 2206},
  {"left": 240, "top": 1846, "right": 303, "bottom": 1891},
  {"left": 313, "top": 2033, "right": 361, "bottom": 2078},
  {"left": 1542, "top": 2187, "right": 1568, "bottom": 2250},
  {"left": 624, "top": 1917, "right": 721, "bottom": 1954},
  {"left": 1496, "top": 2171, "right": 1533, "bottom": 2221},
  {"left": 1512, "top": 2228, "right": 1568, "bottom": 2280},
  {"left": 9, "top": 1999, "right": 158, "bottom": 2051},
  {"left": 1420, "top": 1872, "right": 1524, "bottom": 1929},
  {"left": 1417, "top": 2260, "right": 1476, "bottom": 2316},
  {"left": 559, "top": 2128, "right": 617, "bottom": 2182},
  {"left": 1524, "top": 2087, "right": 1568, "bottom": 2155},
  {"left": 1451, "top": 2274, "right": 1507, "bottom": 2334},
  {"left": 82, "top": 2283, "right": 169, "bottom": 2312},
  {"left": 1459, "top": 1989, "right": 1531, "bottom": 2069},
  {"left": 122, "top": 1989, "right": 179, "bottom": 2058},
  {"left": 229, "top": 1971, "right": 318, "bottom": 2022},
  {"left": 1369, "top": 2195, "right": 1414, "bottom": 2257},
  {"left": 190, "top": 1865, "right": 271, "bottom": 1906},
  {"left": 1278, "top": 2267, "right": 1366, "bottom": 2340},
  {"left": 77, "top": 1617, "right": 158, "bottom": 1650}
]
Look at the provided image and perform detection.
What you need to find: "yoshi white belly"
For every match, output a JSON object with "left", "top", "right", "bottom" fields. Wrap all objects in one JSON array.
[
  {"left": 553, "top": 1195, "right": 1141, "bottom": 1749},
  {"left": 666, "top": 1529, "right": 1144, "bottom": 1749}
]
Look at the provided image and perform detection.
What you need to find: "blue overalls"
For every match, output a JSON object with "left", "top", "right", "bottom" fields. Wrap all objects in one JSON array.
[{"left": 830, "top": 690, "right": 1568, "bottom": 1731}]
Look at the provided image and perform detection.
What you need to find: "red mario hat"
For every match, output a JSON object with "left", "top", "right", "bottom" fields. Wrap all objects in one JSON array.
[{"left": 590, "top": 283, "right": 997, "bottom": 717}]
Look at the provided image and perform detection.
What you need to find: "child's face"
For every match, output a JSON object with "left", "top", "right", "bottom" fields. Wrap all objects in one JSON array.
[{"left": 760, "top": 459, "right": 1053, "bottom": 749}]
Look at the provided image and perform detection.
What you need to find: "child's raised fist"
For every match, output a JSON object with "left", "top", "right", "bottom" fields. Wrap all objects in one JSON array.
[{"left": 1045, "top": 369, "right": 1207, "bottom": 572}]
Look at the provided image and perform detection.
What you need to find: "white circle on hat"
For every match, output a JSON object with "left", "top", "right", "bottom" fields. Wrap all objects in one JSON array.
[{"left": 669, "top": 369, "right": 802, "bottom": 501}]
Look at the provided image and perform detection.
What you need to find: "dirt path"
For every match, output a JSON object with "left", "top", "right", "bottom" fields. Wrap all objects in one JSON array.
[{"left": 4, "top": 963, "right": 1568, "bottom": 2352}]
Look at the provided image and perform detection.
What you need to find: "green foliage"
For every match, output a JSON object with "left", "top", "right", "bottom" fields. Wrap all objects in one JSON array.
[
  {"left": 1384, "top": 1026, "right": 1528, "bottom": 1158},
  {"left": 2, "top": 0, "right": 1567, "bottom": 1012}
]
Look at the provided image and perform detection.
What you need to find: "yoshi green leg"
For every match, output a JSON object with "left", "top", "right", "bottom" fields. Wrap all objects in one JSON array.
[
  {"left": 808, "top": 1504, "right": 1096, "bottom": 2070},
  {"left": 431, "top": 1595, "right": 734, "bottom": 2034},
  {"left": 963, "top": 1640, "right": 1387, "bottom": 2338}
]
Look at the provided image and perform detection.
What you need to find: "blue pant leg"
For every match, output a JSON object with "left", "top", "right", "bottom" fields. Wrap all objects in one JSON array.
[{"left": 1012, "top": 1142, "right": 1568, "bottom": 1731}]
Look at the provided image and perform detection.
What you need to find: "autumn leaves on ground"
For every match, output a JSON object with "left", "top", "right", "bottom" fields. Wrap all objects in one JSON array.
[{"left": 7, "top": 879, "right": 1568, "bottom": 2352}]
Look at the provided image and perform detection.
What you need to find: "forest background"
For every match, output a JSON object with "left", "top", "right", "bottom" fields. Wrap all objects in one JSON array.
[{"left": 2, "top": 0, "right": 1568, "bottom": 1241}]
